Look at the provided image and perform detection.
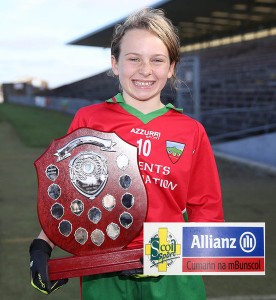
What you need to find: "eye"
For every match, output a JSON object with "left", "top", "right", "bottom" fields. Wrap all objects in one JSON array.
[
  {"left": 129, "top": 57, "right": 140, "bottom": 62},
  {"left": 152, "top": 58, "right": 164, "bottom": 63}
]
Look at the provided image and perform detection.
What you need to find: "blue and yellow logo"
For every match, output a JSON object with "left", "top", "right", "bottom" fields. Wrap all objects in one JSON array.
[{"left": 145, "top": 228, "right": 181, "bottom": 272}]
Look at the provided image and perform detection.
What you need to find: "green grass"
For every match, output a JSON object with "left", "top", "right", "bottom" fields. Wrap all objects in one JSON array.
[
  {"left": 0, "top": 104, "right": 78, "bottom": 300},
  {"left": 0, "top": 103, "right": 275, "bottom": 299},
  {"left": 0, "top": 103, "right": 73, "bottom": 147},
  {"left": 205, "top": 158, "right": 276, "bottom": 298}
]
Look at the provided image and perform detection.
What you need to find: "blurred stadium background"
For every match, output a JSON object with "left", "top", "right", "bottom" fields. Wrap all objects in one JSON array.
[
  {"left": 1, "top": 0, "right": 276, "bottom": 170},
  {"left": 0, "top": 0, "right": 275, "bottom": 299}
]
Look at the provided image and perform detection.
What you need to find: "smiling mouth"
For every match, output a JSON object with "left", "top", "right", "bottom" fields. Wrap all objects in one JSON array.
[{"left": 133, "top": 80, "right": 155, "bottom": 87}]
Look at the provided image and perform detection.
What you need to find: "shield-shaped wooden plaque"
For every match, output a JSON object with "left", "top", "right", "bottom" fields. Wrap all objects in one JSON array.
[{"left": 34, "top": 128, "right": 147, "bottom": 280}]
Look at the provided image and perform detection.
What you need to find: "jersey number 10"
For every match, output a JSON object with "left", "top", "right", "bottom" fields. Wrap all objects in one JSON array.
[{"left": 137, "top": 139, "right": 151, "bottom": 157}]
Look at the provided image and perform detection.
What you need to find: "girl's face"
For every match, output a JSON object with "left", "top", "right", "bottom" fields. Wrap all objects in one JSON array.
[{"left": 111, "top": 28, "right": 175, "bottom": 106}]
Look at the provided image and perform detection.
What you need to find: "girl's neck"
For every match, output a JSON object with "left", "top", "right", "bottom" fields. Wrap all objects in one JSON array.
[{"left": 123, "top": 93, "right": 164, "bottom": 114}]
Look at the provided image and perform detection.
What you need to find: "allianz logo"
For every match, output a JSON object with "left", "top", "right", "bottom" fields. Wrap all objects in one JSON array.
[{"left": 191, "top": 232, "right": 256, "bottom": 253}]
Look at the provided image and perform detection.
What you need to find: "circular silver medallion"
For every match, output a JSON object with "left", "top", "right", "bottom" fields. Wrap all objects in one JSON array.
[
  {"left": 74, "top": 227, "right": 88, "bottom": 245},
  {"left": 106, "top": 223, "right": 120, "bottom": 240},
  {"left": 69, "top": 151, "right": 108, "bottom": 199},
  {"left": 91, "top": 229, "right": 105, "bottom": 246}
]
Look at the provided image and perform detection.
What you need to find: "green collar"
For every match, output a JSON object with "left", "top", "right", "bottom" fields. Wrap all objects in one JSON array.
[{"left": 106, "top": 93, "right": 183, "bottom": 124}]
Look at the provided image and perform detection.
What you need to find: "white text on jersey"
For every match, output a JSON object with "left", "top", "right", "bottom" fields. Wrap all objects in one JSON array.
[{"left": 131, "top": 128, "right": 161, "bottom": 140}]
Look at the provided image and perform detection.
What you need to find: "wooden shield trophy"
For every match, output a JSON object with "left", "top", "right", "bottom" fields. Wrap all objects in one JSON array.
[{"left": 34, "top": 128, "right": 147, "bottom": 280}]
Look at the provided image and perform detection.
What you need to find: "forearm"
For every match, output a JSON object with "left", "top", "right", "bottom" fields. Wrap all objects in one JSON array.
[{"left": 37, "top": 230, "right": 55, "bottom": 249}]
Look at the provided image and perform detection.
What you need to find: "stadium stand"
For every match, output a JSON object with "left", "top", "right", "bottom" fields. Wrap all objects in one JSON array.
[
  {"left": 41, "top": 71, "right": 119, "bottom": 101},
  {"left": 195, "top": 36, "right": 276, "bottom": 141}
]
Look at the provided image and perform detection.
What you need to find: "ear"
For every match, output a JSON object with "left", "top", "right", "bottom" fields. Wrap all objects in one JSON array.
[
  {"left": 111, "top": 55, "right": 119, "bottom": 76},
  {"left": 167, "top": 61, "right": 176, "bottom": 79}
]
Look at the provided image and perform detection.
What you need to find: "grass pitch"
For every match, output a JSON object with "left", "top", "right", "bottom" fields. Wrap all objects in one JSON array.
[{"left": 0, "top": 103, "right": 275, "bottom": 299}]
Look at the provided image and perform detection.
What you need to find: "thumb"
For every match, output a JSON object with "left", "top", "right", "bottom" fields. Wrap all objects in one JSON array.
[{"left": 50, "top": 278, "right": 69, "bottom": 293}]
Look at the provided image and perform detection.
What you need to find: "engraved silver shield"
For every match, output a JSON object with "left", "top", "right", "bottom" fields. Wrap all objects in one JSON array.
[{"left": 69, "top": 151, "right": 108, "bottom": 199}]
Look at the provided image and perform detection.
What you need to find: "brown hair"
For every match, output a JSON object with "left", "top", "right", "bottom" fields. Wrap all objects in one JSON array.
[{"left": 111, "top": 8, "right": 180, "bottom": 84}]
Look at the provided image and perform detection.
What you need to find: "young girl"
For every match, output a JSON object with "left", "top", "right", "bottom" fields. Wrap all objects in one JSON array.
[{"left": 30, "top": 8, "right": 224, "bottom": 299}]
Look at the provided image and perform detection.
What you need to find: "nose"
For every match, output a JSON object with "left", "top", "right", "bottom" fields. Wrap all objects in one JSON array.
[{"left": 139, "top": 61, "right": 152, "bottom": 76}]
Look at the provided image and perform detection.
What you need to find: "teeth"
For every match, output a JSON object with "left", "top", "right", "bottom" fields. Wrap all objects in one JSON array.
[{"left": 134, "top": 81, "right": 154, "bottom": 87}]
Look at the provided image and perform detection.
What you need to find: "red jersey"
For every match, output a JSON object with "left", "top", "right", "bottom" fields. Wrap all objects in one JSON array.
[{"left": 68, "top": 93, "right": 224, "bottom": 248}]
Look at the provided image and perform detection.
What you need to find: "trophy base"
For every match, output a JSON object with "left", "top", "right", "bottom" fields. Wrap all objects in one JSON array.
[{"left": 49, "top": 248, "right": 143, "bottom": 280}]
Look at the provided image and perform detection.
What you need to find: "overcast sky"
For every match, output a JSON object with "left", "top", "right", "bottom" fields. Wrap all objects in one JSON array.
[{"left": 0, "top": 0, "right": 160, "bottom": 88}]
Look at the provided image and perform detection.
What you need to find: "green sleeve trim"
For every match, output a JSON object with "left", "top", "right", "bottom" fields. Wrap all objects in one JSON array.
[{"left": 183, "top": 209, "right": 189, "bottom": 222}]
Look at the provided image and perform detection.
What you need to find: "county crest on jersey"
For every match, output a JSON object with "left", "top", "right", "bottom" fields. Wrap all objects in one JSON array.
[{"left": 166, "top": 141, "right": 185, "bottom": 164}]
